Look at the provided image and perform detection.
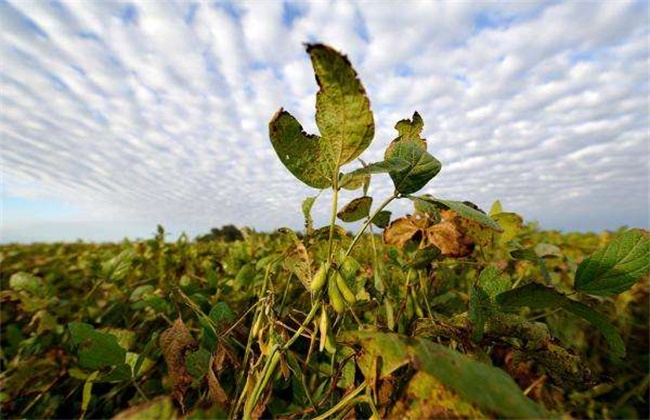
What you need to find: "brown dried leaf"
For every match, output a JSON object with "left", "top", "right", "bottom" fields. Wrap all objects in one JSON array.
[
  {"left": 425, "top": 210, "right": 475, "bottom": 257},
  {"left": 207, "top": 355, "right": 229, "bottom": 406},
  {"left": 383, "top": 214, "right": 430, "bottom": 248},
  {"left": 159, "top": 318, "right": 196, "bottom": 410}
]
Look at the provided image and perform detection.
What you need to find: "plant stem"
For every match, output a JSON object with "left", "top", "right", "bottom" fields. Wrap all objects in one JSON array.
[{"left": 326, "top": 178, "right": 340, "bottom": 265}]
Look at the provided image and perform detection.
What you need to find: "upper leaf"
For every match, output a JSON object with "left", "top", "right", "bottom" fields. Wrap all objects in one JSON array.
[
  {"left": 339, "top": 157, "right": 410, "bottom": 189},
  {"left": 385, "top": 113, "right": 441, "bottom": 194},
  {"left": 269, "top": 110, "right": 333, "bottom": 188},
  {"left": 574, "top": 229, "right": 650, "bottom": 296},
  {"left": 309, "top": 43, "right": 375, "bottom": 168}
]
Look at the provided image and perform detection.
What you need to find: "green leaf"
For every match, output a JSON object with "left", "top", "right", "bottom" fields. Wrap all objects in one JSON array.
[
  {"left": 340, "top": 157, "right": 410, "bottom": 189},
  {"left": 575, "top": 229, "right": 650, "bottom": 296},
  {"left": 496, "top": 283, "right": 625, "bottom": 357},
  {"left": 410, "top": 339, "right": 546, "bottom": 418},
  {"left": 409, "top": 247, "right": 441, "bottom": 269},
  {"left": 68, "top": 322, "right": 127, "bottom": 370},
  {"left": 416, "top": 196, "right": 503, "bottom": 231},
  {"left": 561, "top": 300, "right": 626, "bottom": 358},
  {"left": 477, "top": 265, "right": 511, "bottom": 299},
  {"left": 99, "top": 363, "right": 133, "bottom": 383},
  {"left": 371, "top": 210, "right": 391, "bottom": 228},
  {"left": 469, "top": 284, "right": 489, "bottom": 341},
  {"left": 489, "top": 200, "right": 503, "bottom": 216},
  {"left": 385, "top": 113, "right": 441, "bottom": 194},
  {"left": 209, "top": 302, "right": 235, "bottom": 327},
  {"left": 269, "top": 110, "right": 332, "bottom": 188},
  {"left": 102, "top": 248, "right": 136, "bottom": 281},
  {"left": 9, "top": 272, "right": 44, "bottom": 297},
  {"left": 340, "top": 331, "right": 547, "bottom": 418},
  {"left": 308, "top": 43, "right": 374, "bottom": 168},
  {"left": 491, "top": 212, "right": 522, "bottom": 244},
  {"left": 186, "top": 348, "right": 212, "bottom": 379},
  {"left": 337, "top": 196, "right": 373, "bottom": 222}
]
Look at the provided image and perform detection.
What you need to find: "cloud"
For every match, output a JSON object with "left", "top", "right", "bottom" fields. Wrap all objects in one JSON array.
[{"left": 1, "top": 0, "right": 648, "bottom": 242}]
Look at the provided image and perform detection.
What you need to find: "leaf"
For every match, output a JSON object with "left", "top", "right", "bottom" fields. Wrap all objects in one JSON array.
[
  {"left": 309, "top": 43, "right": 374, "bottom": 168},
  {"left": 575, "top": 229, "right": 650, "bottom": 296},
  {"left": 371, "top": 210, "right": 391, "bottom": 228},
  {"left": 416, "top": 196, "right": 502, "bottom": 232},
  {"left": 9, "top": 272, "right": 44, "bottom": 297},
  {"left": 339, "top": 157, "right": 410, "bottom": 189},
  {"left": 209, "top": 302, "right": 235, "bottom": 327},
  {"left": 496, "top": 283, "right": 625, "bottom": 357},
  {"left": 477, "top": 265, "right": 511, "bottom": 299},
  {"left": 410, "top": 338, "right": 547, "bottom": 419},
  {"left": 186, "top": 348, "right": 212, "bottom": 379},
  {"left": 385, "top": 113, "right": 441, "bottom": 194},
  {"left": 159, "top": 318, "right": 196, "bottom": 403},
  {"left": 269, "top": 109, "right": 332, "bottom": 188},
  {"left": 68, "top": 322, "right": 127, "bottom": 370},
  {"left": 337, "top": 196, "right": 373, "bottom": 222},
  {"left": 425, "top": 211, "right": 475, "bottom": 257},
  {"left": 469, "top": 284, "right": 489, "bottom": 341},
  {"left": 102, "top": 248, "right": 136, "bottom": 281},
  {"left": 340, "top": 331, "right": 547, "bottom": 418},
  {"left": 302, "top": 196, "right": 316, "bottom": 235},
  {"left": 383, "top": 216, "right": 427, "bottom": 249},
  {"left": 492, "top": 212, "right": 523, "bottom": 245},
  {"left": 409, "top": 248, "right": 441, "bottom": 269},
  {"left": 489, "top": 200, "right": 503, "bottom": 216}
]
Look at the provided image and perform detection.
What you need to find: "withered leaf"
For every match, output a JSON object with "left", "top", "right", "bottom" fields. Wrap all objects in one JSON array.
[{"left": 159, "top": 318, "right": 196, "bottom": 410}]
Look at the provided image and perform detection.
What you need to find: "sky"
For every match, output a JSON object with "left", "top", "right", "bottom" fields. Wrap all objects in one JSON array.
[{"left": 1, "top": 0, "right": 648, "bottom": 243}]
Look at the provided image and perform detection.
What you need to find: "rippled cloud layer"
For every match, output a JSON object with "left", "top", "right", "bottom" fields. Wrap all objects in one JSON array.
[{"left": 2, "top": 1, "right": 648, "bottom": 242}]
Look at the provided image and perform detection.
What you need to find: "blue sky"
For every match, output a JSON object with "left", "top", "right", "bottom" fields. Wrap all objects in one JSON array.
[{"left": 1, "top": 0, "right": 648, "bottom": 243}]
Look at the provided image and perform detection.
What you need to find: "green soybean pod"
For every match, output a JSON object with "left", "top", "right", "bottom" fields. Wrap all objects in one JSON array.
[
  {"left": 328, "top": 275, "right": 346, "bottom": 314},
  {"left": 318, "top": 308, "right": 328, "bottom": 352},
  {"left": 335, "top": 272, "right": 356, "bottom": 305},
  {"left": 310, "top": 263, "right": 328, "bottom": 293}
]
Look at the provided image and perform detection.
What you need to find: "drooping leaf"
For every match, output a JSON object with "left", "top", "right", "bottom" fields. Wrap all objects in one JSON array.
[
  {"left": 496, "top": 283, "right": 625, "bottom": 357},
  {"left": 269, "top": 109, "right": 333, "bottom": 188},
  {"left": 337, "top": 196, "right": 373, "bottom": 222},
  {"left": 68, "top": 322, "right": 127, "bottom": 370},
  {"left": 371, "top": 210, "right": 391, "bottom": 228},
  {"left": 309, "top": 43, "right": 375, "bottom": 168},
  {"left": 385, "top": 113, "right": 441, "bottom": 194},
  {"left": 575, "top": 229, "right": 650, "bottom": 296},
  {"left": 415, "top": 196, "right": 502, "bottom": 232}
]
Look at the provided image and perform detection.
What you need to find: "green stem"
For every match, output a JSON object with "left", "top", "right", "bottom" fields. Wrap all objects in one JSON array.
[
  {"left": 326, "top": 178, "right": 340, "bottom": 265},
  {"left": 345, "top": 191, "right": 398, "bottom": 258}
]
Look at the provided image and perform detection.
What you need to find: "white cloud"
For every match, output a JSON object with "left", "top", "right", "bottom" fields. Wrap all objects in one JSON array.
[{"left": 1, "top": 0, "right": 648, "bottom": 242}]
